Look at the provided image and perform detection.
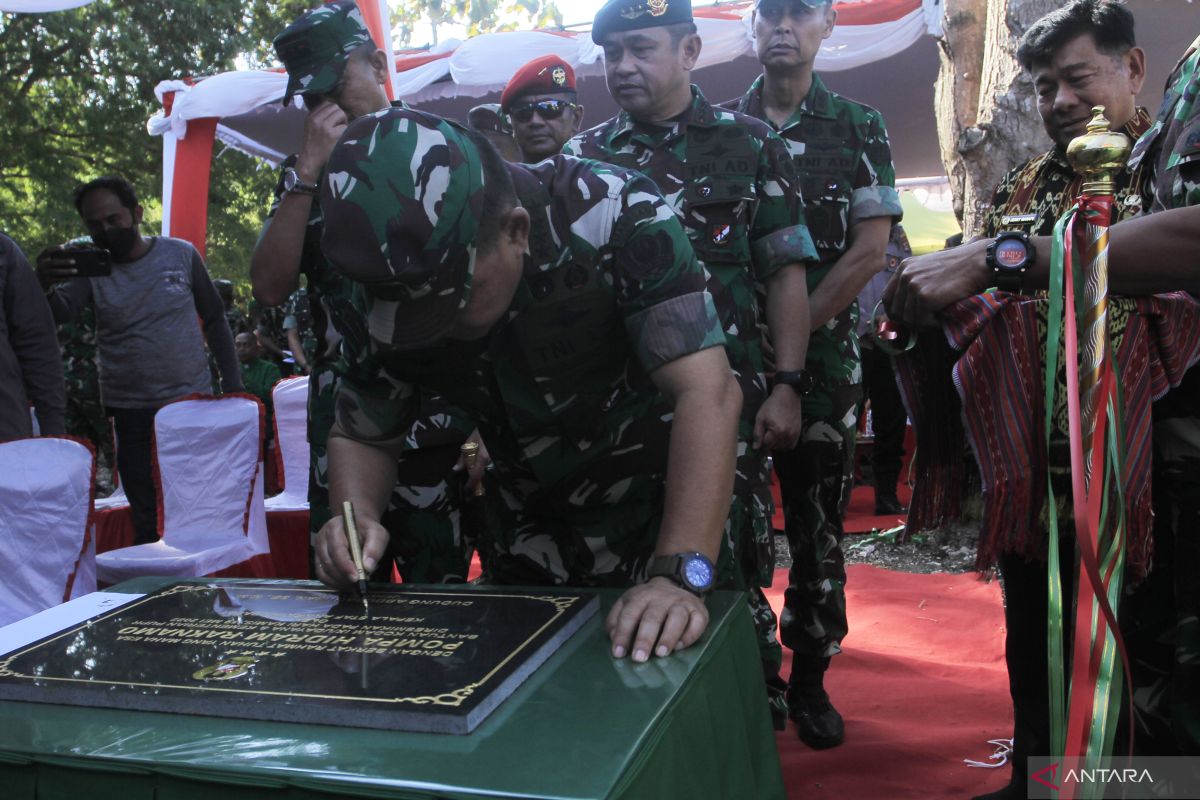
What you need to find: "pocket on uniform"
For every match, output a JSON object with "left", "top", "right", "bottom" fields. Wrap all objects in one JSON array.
[
  {"left": 801, "top": 176, "right": 851, "bottom": 252},
  {"left": 683, "top": 179, "right": 757, "bottom": 265}
]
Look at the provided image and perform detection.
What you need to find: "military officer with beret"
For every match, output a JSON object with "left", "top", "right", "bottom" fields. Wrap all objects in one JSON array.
[
  {"left": 501, "top": 55, "right": 586, "bottom": 163},
  {"left": 314, "top": 105, "right": 744, "bottom": 664},
  {"left": 732, "top": 0, "right": 903, "bottom": 749},
  {"left": 565, "top": 0, "right": 819, "bottom": 726}
]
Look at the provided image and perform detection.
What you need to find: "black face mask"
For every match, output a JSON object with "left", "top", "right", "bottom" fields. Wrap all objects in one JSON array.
[{"left": 93, "top": 225, "right": 139, "bottom": 260}]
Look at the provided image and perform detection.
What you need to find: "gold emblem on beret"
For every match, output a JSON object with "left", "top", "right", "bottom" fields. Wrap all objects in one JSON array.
[
  {"left": 552, "top": 66, "right": 567, "bottom": 86},
  {"left": 619, "top": 0, "right": 669, "bottom": 20}
]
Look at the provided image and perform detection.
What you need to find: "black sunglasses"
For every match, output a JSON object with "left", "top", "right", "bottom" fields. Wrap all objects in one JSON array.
[{"left": 508, "top": 99, "right": 575, "bottom": 124}]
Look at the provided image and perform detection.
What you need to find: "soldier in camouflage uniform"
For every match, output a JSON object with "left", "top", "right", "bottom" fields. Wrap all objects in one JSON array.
[
  {"left": 565, "top": 0, "right": 819, "bottom": 727},
  {"left": 252, "top": 1, "right": 474, "bottom": 584},
  {"left": 53, "top": 238, "right": 113, "bottom": 472},
  {"left": 732, "top": 0, "right": 903, "bottom": 748},
  {"left": 887, "top": 4, "right": 1200, "bottom": 793},
  {"left": 281, "top": 286, "right": 317, "bottom": 374},
  {"left": 214, "top": 279, "right": 250, "bottom": 337},
  {"left": 59, "top": 310, "right": 112, "bottom": 465},
  {"left": 1114, "top": 19, "right": 1200, "bottom": 764},
  {"left": 314, "top": 105, "right": 743, "bottom": 663}
]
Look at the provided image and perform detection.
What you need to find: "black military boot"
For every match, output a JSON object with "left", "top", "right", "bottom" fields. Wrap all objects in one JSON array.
[
  {"left": 874, "top": 486, "right": 906, "bottom": 515},
  {"left": 788, "top": 656, "right": 844, "bottom": 749}
]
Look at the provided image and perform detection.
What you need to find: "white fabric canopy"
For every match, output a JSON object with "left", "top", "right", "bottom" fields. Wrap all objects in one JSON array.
[
  {"left": 146, "top": 0, "right": 942, "bottom": 247},
  {"left": 149, "top": 0, "right": 943, "bottom": 165}
]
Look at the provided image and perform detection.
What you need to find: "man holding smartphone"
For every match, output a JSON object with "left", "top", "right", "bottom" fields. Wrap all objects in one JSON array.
[{"left": 37, "top": 176, "right": 242, "bottom": 545}]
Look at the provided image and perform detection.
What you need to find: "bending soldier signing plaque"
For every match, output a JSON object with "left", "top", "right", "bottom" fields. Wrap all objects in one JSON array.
[{"left": 0, "top": 581, "right": 598, "bottom": 735}]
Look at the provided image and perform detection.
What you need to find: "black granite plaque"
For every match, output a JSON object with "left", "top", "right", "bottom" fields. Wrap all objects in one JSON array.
[{"left": 0, "top": 581, "right": 599, "bottom": 734}]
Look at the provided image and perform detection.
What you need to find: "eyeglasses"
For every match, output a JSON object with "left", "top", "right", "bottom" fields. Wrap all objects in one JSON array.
[{"left": 508, "top": 99, "right": 575, "bottom": 124}]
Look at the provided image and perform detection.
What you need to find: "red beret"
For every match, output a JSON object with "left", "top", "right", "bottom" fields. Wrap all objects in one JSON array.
[{"left": 500, "top": 56, "right": 576, "bottom": 112}]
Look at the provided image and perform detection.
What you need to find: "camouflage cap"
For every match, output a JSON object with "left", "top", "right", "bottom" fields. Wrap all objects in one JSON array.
[
  {"left": 274, "top": 0, "right": 374, "bottom": 107},
  {"left": 320, "top": 106, "right": 485, "bottom": 350},
  {"left": 592, "top": 0, "right": 692, "bottom": 44},
  {"left": 467, "top": 103, "right": 513, "bottom": 136}
]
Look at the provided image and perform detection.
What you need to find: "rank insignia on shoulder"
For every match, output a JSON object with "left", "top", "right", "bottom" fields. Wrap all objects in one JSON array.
[{"left": 711, "top": 223, "right": 732, "bottom": 245}]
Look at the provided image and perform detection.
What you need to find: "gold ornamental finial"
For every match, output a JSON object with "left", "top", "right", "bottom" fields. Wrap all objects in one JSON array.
[{"left": 1065, "top": 105, "right": 1133, "bottom": 197}]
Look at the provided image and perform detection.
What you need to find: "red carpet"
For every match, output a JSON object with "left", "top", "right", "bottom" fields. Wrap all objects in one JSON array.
[
  {"left": 767, "top": 564, "right": 1014, "bottom": 799},
  {"left": 841, "top": 482, "right": 914, "bottom": 534}
]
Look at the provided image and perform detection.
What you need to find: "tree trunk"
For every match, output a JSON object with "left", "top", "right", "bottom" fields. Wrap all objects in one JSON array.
[{"left": 935, "top": 0, "right": 1059, "bottom": 237}]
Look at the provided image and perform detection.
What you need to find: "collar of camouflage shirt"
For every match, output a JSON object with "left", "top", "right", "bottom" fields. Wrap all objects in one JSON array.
[
  {"left": 611, "top": 85, "right": 721, "bottom": 145},
  {"left": 740, "top": 71, "right": 835, "bottom": 132}
]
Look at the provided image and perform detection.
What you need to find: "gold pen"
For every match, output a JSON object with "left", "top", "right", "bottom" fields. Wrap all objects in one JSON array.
[
  {"left": 341, "top": 500, "right": 370, "bottom": 615},
  {"left": 460, "top": 440, "right": 486, "bottom": 497}
]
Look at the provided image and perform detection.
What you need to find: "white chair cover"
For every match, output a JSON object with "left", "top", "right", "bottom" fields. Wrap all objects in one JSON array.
[
  {"left": 94, "top": 483, "right": 128, "bottom": 511},
  {"left": 0, "top": 437, "right": 95, "bottom": 626},
  {"left": 265, "top": 375, "right": 309, "bottom": 512},
  {"left": 96, "top": 395, "right": 269, "bottom": 583}
]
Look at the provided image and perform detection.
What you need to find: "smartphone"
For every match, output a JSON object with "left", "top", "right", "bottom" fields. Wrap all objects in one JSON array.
[{"left": 63, "top": 247, "right": 112, "bottom": 277}]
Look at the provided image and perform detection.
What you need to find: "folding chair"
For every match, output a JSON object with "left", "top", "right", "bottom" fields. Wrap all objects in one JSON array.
[
  {"left": 0, "top": 437, "right": 96, "bottom": 626},
  {"left": 96, "top": 394, "right": 271, "bottom": 584}
]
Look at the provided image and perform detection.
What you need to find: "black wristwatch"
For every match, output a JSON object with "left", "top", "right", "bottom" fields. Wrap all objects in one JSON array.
[
  {"left": 986, "top": 231, "right": 1036, "bottom": 293},
  {"left": 283, "top": 167, "right": 320, "bottom": 196},
  {"left": 648, "top": 552, "right": 715, "bottom": 596},
  {"left": 773, "top": 369, "right": 815, "bottom": 396}
]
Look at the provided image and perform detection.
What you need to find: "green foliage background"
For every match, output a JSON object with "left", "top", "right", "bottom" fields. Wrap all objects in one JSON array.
[{"left": 0, "top": 0, "right": 556, "bottom": 302}]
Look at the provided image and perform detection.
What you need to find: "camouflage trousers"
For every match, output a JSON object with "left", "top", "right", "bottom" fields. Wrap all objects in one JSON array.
[
  {"left": 773, "top": 384, "right": 861, "bottom": 661},
  {"left": 308, "top": 361, "right": 472, "bottom": 584},
  {"left": 727, "top": 440, "right": 786, "bottom": 722},
  {"left": 64, "top": 373, "right": 112, "bottom": 470}
]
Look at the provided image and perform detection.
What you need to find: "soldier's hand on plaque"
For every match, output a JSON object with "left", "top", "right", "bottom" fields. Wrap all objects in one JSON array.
[
  {"left": 883, "top": 239, "right": 991, "bottom": 327},
  {"left": 605, "top": 577, "right": 708, "bottom": 664},
  {"left": 314, "top": 514, "right": 388, "bottom": 589},
  {"left": 754, "top": 386, "right": 802, "bottom": 452}
]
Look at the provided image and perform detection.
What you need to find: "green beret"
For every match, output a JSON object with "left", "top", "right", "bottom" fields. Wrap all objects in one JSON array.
[{"left": 591, "top": 0, "right": 693, "bottom": 44}]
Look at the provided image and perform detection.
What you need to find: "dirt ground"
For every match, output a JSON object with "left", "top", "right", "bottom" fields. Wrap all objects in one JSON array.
[{"left": 773, "top": 514, "right": 990, "bottom": 577}]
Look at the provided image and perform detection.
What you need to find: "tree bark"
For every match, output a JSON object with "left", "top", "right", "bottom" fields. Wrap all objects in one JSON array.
[{"left": 935, "top": 0, "right": 1059, "bottom": 237}]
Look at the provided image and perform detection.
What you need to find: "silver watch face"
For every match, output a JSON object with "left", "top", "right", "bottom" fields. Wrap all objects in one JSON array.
[
  {"left": 683, "top": 555, "right": 714, "bottom": 590},
  {"left": 284, "top": 169, "right": 314, "bottom": 193}
]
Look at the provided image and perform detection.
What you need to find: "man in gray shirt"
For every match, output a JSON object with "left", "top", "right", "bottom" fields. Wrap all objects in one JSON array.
[
  {"left": 39, "top": 176, "right": 242, "bottom": 545},
  {"left": 0, "top": 233, "right": 65, "bottom": 441}
]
